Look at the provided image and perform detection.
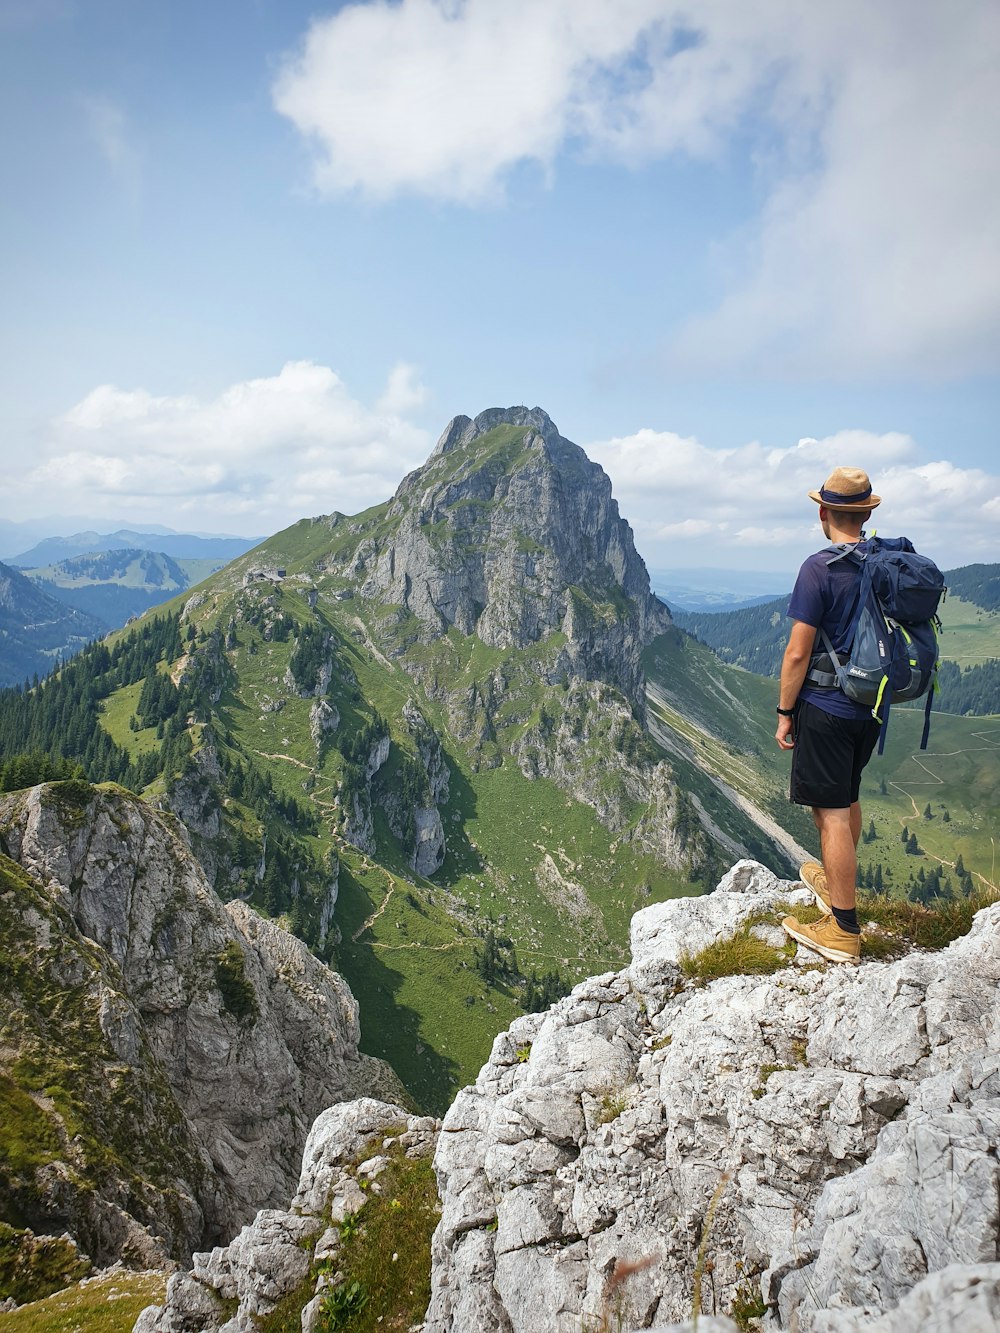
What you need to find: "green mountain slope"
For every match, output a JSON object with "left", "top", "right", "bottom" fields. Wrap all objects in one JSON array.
[{"left": 641, "top": 626, "right": 1000, "bottom": 905}]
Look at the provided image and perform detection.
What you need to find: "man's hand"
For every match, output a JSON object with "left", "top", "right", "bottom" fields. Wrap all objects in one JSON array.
[{"left": 775, "top": 716, "right": 795, "bottom": 750}]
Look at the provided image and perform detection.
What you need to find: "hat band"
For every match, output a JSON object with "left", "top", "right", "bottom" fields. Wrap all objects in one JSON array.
[{"left": 820, "top": 484, "right": 872, "bottom": 505}]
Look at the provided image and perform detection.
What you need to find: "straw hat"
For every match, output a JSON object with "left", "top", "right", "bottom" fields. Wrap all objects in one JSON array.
[{"left": 808, "top": 467, "right": 881, "bottom": 512}]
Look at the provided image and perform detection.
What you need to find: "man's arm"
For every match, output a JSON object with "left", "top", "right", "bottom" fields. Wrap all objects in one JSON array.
[{"left": 775, "top": 620, "right": 817, "bottom": 750}]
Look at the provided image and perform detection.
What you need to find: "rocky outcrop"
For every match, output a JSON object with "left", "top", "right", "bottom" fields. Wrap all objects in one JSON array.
[
  {"left": 0, "top": 782, "right": 404, "bottom": 1272},
  {"left": 423, "top": 861, "right": 1000, "bottom": 1332},
  {"left": 367, "top": 407, "right": 671, "bottom": 714},
  {"left": 134, "top": 1099, "right": 439, "bottom": 1333},
  {"left": 410, "top": 806, "right": 446, "bottom": 877}
]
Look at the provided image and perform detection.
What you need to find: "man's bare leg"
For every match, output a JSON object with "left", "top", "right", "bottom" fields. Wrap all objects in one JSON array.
[{"left": 813, "top": 805, "right": 858, "bottom": 911}]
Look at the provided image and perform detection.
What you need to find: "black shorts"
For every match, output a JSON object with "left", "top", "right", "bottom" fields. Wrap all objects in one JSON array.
[{"left": 790, "top": 700, "right": 882, "bottom": 809}]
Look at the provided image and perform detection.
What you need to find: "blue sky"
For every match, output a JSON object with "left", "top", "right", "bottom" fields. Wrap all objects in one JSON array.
[{"left": 1, "top": 0, "right": 998, "bottom": 574}]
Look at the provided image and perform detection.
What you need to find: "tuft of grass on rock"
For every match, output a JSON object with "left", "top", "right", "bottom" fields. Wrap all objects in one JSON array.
[
  {"left": 858, "top": 886, "right": 999, "bottom": 957},
  {"left": 679, "top": 916, "right": 803, "bottom": 982}
]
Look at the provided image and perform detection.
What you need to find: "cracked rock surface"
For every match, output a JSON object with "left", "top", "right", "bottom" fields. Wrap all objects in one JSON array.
[{"left": 422, "top": 860, "right": 1000, "bottom": 1332}]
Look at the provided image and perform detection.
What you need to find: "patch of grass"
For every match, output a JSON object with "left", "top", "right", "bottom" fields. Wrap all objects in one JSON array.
[
  {"left": 596, "top": 1087, "right": 629, "bottom": 1124},
  {"left": 858, "top": 886, "right": 999, "bottom": 958},
  {"left": 729, "top": 1277, "right": 768, "bottom": 1330},
  {"left": 680, "top": 920, "right": 797, "bottom": 982},
  {"left": 215, "top": 940, "right": 259, "bottom": 1022},
  {"left": 320, "top": 1146, "right": 440, "bottom": 1333},
  {"left": 0, "top": 1270, "right": 166, "bottom": 1332}
]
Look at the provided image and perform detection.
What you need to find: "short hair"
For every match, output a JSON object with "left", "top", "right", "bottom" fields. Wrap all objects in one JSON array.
[{"left": 827, "top": 507, "right": 870, "bottom": 532}]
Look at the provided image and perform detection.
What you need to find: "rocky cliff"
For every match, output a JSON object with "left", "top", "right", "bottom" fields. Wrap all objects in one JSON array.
[
  {"left": 130, "top": 863, "right": 1000, "bottom": 1331},
  {"left": 364, "top": 406, "right": 671, "bottom": 713},
  {"left": 0, "top": 781, "right": 404, "bottom": 1275},
  {"left": 423, "top": 863, "right": 1000, "bottom": 1331}
]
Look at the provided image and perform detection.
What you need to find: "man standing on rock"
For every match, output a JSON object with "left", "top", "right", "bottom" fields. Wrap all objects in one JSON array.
[{"left": 775, "top": 468, "right": 884, "bottom": 963}]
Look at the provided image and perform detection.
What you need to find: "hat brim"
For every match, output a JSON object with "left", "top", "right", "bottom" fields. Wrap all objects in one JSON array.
[{"left": 808, "top": 490, "right": 881, "bottom": 511}]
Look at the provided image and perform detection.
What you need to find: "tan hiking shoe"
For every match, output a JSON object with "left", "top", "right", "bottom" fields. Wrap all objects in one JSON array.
[
  {"left": 782, "top": 913, "right": 860, "bottom": 964},
  {"left": 799, "top": 861, "right": 832, "bottom": 915}
]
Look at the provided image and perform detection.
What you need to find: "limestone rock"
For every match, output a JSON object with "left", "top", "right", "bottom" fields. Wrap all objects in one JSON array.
[
  {"left": 372, "top": 407, "right": 671, "bottom": 712},
  {"left": 0, "top": 782, "right": 404, "bottom": 1271},
  {"left": 410, "top": 806, "right": 445, "bottom": 877},
  {"left": 423, "top": 866, "right": 1000, "bottom": 1332}
]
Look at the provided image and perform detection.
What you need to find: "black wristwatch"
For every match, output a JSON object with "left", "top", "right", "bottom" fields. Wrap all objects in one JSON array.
[{"left": 776, "top": 706, "right": 795, "bottom": 717}]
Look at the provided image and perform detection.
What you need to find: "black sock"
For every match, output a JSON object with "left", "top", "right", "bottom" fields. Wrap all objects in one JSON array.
[{"left": 832, "top": 905, "right": 860, "bottom": 935}]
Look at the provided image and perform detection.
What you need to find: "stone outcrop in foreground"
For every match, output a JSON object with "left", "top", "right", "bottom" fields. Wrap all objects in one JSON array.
[
  {"left": 424, "top": 862, "right": 1000, "bottom": 1331},
  {"left": 134, "top": 1099, "right": 439, "bottom": 1333},
  {"left": 122, "top": 862, "right": 999, "bottom": 1331}
]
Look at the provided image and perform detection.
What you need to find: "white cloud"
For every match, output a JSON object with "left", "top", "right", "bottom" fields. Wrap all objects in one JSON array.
[
  {"left": 273, "top": 0, "right": 1000, "bottom": 376},
  {"left": 27, "top": 361, "right": 432, "bottom": 532},
  {"left": 586, "top": 426, "right": 1000, "bottom": 572}
]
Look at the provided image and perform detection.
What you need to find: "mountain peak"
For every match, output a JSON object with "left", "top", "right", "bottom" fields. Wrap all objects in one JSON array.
[{"left": 431, "top": 405, "right": 560, "bottom": 458}]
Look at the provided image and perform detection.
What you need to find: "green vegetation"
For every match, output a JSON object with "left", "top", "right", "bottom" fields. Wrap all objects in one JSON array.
[
  {"left": 679, "top": 916, "right": 808, "bottom": 982},
  {"left": 854, "top": 887, "right": 999, "bottom": 960},
  {"left": 258, "top": 1145, "right": 439, "bottom": 1333},
  {"left": 323, "top": 1148, "right": 439, "bottom": 1333},
  {"left": 677, "top": 886, "right": 997, "bottom": 979},
  {"left": 0, "top": 1223, "right": 89, "bottom": 1305},
  {"left": 0, "top": 1270, "right": 166, "bottom": 1332},
  {"left": 215, "top": 941, "right": 259, "bottom": 1022}
]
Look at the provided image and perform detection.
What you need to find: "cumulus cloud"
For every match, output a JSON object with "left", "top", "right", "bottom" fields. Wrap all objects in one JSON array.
[
  {"left": 586, "top": 426, "right": 1000, "bottom": 571},
  {"left": 273, "top": 0, "right": 1000, "bottom": 376},
  {"left": 27, "top": 361, "right": 432, "bottom": 532}
]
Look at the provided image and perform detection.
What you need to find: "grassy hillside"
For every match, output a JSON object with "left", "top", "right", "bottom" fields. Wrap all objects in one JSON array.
[{"left": 68, "top": 545, "right": 701, "bottom": 1112}]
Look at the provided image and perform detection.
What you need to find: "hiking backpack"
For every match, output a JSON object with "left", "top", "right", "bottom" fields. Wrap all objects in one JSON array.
[{"left": 806, "top": 536, "right": 946, "bottom": 752}]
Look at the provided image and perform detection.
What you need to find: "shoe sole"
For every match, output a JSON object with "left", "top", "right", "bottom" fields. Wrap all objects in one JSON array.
[
  {"left": 783, "top": 920, "right": 859, "bottom": 965},
  {"left": 798, "top": 863, "right": 832, "bottom": 916}
]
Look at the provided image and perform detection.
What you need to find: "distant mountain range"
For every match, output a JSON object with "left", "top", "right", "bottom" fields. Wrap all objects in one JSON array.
[
  {"left": 7, "top": 527, "right": 259, "bottom": 568},
  {"left": 649, "top": 565, "right": 787, "bottom": 612},
  {"left": 0, "top": 531, "right": 261, "bottom": 683},
  {"left": 0, "top": 560, "right": 105, "bottom": 686}
]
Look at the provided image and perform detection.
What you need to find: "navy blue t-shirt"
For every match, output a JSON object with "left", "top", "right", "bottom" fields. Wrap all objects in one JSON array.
[{"left": 788, "top": 544, "right": 872, "bottom": 719}]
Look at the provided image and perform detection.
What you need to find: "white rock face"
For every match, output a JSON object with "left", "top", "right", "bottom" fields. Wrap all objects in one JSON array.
[
  {"left": 422, "top": 861, "right": 1000, "bottom": 1332},
  {"left": 410, "top": 806, "right": 446, "bottom": 876},
  {"left": 0, "top": 783, "right": 405, "bottom": 1258}
]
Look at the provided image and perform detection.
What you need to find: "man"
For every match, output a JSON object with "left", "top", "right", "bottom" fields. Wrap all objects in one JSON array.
[{"left": 776, "top": 467, "right": 884, "bottom": 963}]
